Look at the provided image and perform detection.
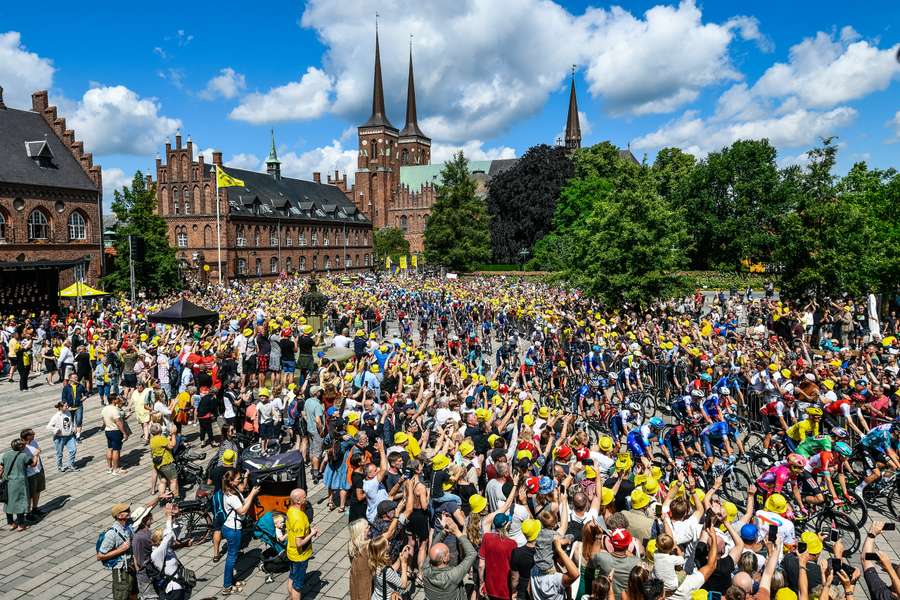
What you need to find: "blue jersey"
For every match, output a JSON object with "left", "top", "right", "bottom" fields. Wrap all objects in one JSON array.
[
  {"left": 701, "top": 421, "right": 733, "bottom": 439},
  {"left": 861, "top": 424, "right": 897, "bottom": 452},
  {"left": 702, "top": 395, "right": 721, "bottom": 418}
]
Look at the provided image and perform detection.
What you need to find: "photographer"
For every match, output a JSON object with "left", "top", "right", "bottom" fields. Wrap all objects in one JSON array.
[
  {"left": 423, "top": 512, "right": 477, "bottom": 600},
  {"left": 861, "top": 521, "right": 900, "bottom": 600}
]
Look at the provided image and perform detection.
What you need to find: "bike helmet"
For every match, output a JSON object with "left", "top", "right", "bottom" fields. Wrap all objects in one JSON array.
[
  {"left": 719, "top": 386, "right": 731, "bottom": 396},
  {"left": 649, "top": 417, "right": 665, "bottom": 429},
  {"left": 691, "top": 389, "right": 705, "bottom": 398},
  {"left": 806, "top": 407, "right": 823, "bottom": 417},
  {"left": 592, "top": 345, "right": 601, "bottom": 352},
  {"left": 725, "top": 414, "right": 739, "bottom": 425},
  {"left": 787, "top": 453, "right": 808, "bottom": 469},
  {"left": 558, "top": 360, "right": 567, "bottom": 368},
  {"left": 834, "top": 442, "right": 852, "bottom": 458},
  {"left": 830, "top": 427, "right": 849, "bottom": 440},
  {"left": 700, "top": 373, "right": 713, "bottom": 382}
]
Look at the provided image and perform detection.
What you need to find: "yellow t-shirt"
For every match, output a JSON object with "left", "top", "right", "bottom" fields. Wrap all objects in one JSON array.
[
  {"left": 149, "top": 434, "right": 174, "bottom": 467},
  {"left": 406, "top": 436, "right": 421, "bottom": 459},
  {"left": 286, "top": 506, "right": 312, "bottom": 562}
]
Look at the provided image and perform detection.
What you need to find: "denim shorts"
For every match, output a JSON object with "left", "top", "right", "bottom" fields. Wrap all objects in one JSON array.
[
  {"left": 259, "top": 422, "right": 276, "bottom": 440},
  {"left": 290, "top": 560, "right": 308, "bottom": 592},
  {"left": 282, "top": 360, "right": 296, "bottom": 374},
  {"left": 106, "top": 430, "right": 124, "bottom": 451}
]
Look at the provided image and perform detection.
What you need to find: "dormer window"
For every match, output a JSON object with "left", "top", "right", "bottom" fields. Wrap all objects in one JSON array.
[{"left": 25, "top": 140, "right": 54, "bottom": 168}]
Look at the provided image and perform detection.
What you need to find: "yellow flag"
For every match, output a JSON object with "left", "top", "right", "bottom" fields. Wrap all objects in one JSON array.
[
  {"left": 399, "top": 256, "right": 407, "bottom": 270},
  {"left": 216, "top": 166, "right": 245, "bottom": 188},
  {"left": 385, "top": 256, "right": 392, "bottom": 269},
  {"left": 411, "top": 255, "right": 418, "bottom": 268}
]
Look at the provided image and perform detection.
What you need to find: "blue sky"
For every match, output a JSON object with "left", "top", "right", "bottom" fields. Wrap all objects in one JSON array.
[{"left": 1, "top": 0, "right": 898, "bottom": 207}]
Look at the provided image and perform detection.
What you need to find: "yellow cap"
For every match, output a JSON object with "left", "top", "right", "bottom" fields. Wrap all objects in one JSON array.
[
  {"left": 258, "top": 387, "right": 270, "bottom": 397},
  {"left": 432, "top": 453, "right": 451, "bottom": 471},
  {"left": 775, "top": 589, "right": 798, "bottom": 600},
  {"left": 765, "top": 493, "right": 788, "bottom": 514},
  {"left": 598, "top": 436, "right": 613, "bottom": 452},
  {"left": 521, "top": 519, "right": 542, "bottom": 542},
  {"left": 584, "top": 465, "right": 597, "bottom": 480},
  {"left": 516, "top": 449, "right": 533, "bottom": 461},
  {"left": 243, "top": 328, "right": 253, "bottom": 337},
  {"left": 692, "top": 591, "right": 709, "bottom": 600},
  {"left": 523, "top": 414, "right": 535, "bottom": 426},
  {"left": 630, "top": 489, "right": 651, "bottom": 509},
  {"left": 489, "top": 380, "right": 499, "bottom": 390},
  {"left": 346, "top": 412, "right": 360, "bottom": 423},
  {"left": 643, "top": 479, "right": 660, "bottom": 495},
  {"left": 538, "top": 406, "right": 549, "bottom": 418},
  {"left": 800, "top": 531, "right": 823, "bottom": 554},
  {"left": 458, "top": 440, "right": 475, "bottom": 457},
  {"left": 487, "top": 434, "right": 499, "bottom": 447},
  {"left": 468, "top": 494, "right": 487, "bottom": 514},
  {"left": 600, "top": 487, "right": 615, "bottom": 506},
  {"left": 646, "top": 538, "right": 657, "bottom": 556},
  {"left": 370, "top": 364, "right": 380, "bottom": 373},
  {"left": 393, "top": 432, "right": 409, "bottom": 445},
  {"left": 722, "top": 501, "right": 738, "bottom": 521}
]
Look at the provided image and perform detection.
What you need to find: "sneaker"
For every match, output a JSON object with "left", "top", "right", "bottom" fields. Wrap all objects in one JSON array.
[
  {"left": 58, "top": 467, "right": 68, "bottom": 472},
  {"left": 68, "top": 466, "right": 80, "bottom": 472},
  {"left": 221, "top": 586, "right": 237, "bottom": 596},
  {"left": 107, "top": 468, "right": 113, "bottom": 474}
]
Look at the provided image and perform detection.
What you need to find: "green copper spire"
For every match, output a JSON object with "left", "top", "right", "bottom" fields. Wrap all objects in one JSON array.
[{"left": 266, "top": 129, "right": 280, "bottom": 165}]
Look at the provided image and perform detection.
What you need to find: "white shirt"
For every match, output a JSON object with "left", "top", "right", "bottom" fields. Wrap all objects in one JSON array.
[
  {"left": 47, "top": 411, "right": 75, "bottom": 437},
  {"left": 223, "top": 494, "right": 244, "bottom": 529},
  {"left": 25, "top": 441, "right": 42, "bottom": 476},
  {"left": 332, "top": 334, "right": 352, "bottom": 349}
]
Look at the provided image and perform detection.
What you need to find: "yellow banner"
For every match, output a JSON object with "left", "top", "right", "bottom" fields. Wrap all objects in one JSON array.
[
  {"left": 399, "top": 256, "right": 407, "bottom": 270},
  {"left": 385, "top": 256, "right": 391, "bottom": 269},
  {"left": 411, "top": 255, "right": 418, "bottom": 268},
  {"left": 215, "top": 166, "right": 245, "bottom": 188}
]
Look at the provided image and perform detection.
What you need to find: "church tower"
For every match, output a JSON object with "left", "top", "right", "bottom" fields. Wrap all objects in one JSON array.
[
  {"left": 398, "top": 41, "right": 430, "bottom": 166},
  {"left": 564, "top": 67, "right": 582, "bottom": 150},
  {"left": 266, "top": 129, "right": 281, "bottom": 180},
  {"left": 355, "top": 24, "right": 398, "bottom": 228}
]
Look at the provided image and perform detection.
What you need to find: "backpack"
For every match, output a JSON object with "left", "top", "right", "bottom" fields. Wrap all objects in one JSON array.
[
  {"left": 96, "top": 527, "right": 130, "bottom": 569},
  {"left": 144, "top": 556, "right": 197, "bottom": 590},
  {"left": 285, "top": 398, "right": 301, "bottom": 428}
]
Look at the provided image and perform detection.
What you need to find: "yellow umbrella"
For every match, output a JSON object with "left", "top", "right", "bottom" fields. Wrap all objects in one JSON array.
[{"left": 59, "top": 282, "right": 108, "bottom": 297}]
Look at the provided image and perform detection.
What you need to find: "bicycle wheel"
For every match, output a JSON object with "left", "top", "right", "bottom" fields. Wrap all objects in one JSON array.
[
  {"left": 812, "top": 510, "right": 860, "bottom": 556},
  {"left": 840, "top": 490, "right": 868, "bottom": 530},
  {"left": 886, "top": 482, "right": 900, "bottom": 519},
  {"left": 174, "top": 509, "right": 212, "bottom": 545},
  {"left": 721, "top": 467, "right": 752, "bottom": 510}
]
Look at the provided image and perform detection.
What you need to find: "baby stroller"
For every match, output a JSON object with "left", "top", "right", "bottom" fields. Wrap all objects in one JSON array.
[{"left": 254, "top": 511, "right": 290, "bottom": 583}]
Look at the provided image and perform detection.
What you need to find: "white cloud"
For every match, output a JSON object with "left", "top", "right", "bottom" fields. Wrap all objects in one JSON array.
[
  {"left": 0, "top": 31, "right": 55, "bottom": 108},
  {"left": 277, "top": 141, "right": 357, "bottom": 184},
  {"left": 777, "top": 151, "right": 811, "bottom": 169},
  {"left": 632, "top": 106, "right": 857, "bottom": 157},
  {"left": 887, "top": 111, "right": 900, "bottom": 143},
  {"left": 196, "top": 147, "right": 216, "bottom": 162},
  {"left": 753, "top": 29, "right": 900, "bottom": 109},
  {"left": 229, "top": 67, "right": 332, "bottom": 124},
  {"left": 67, "top": 85, "right": 182, "bottom": 155},
  {"left": 579, "top": 1, "right": 768, "bottom": 116},
  {"left": 227, "top": 153, "right": 261, "bottom": 170},
  {"left": 430, "top": 140, "right": 516, "bottom": 164},
  {"left": 200, "top": 67, "right": 246, "bottom": 100},
  {"left": 102, "top": 167, "right": 131, "bottom": 204}
]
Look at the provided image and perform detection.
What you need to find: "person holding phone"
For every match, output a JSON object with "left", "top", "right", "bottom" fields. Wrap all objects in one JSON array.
[
  {"left": 220, "top": 471, "right": 261, "bottom": 595},
  {"left": 861, "top": 521, "right": 900, "bottom": 600}
]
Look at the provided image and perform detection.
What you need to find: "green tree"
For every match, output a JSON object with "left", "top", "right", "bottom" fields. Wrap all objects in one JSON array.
[
  {"left": 373, "top": 227, "right": 411, "bottom": 264},
  {"left": 681, "top": 139, "right": 784, "bottom": 270},
  {"left": 560, "top": 170, "right": 690, "bottom": 306},
  {"left": 651, "top": 147, "right": 696, "bottom": 205},
  {"left": 775, "top": 139, "right": 882, "bottom": 301},
  {"left": 486, "top": 144, "right": 573, "bottom": 262},
  {"left": 103, "top": 171, "right": 180, "bottom": 295},
  {"left": 423, "top": 151, "right": 491, "bottom": 271}
]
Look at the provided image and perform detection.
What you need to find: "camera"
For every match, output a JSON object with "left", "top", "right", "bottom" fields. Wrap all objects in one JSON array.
[{"left": 402, "top": 467, "right": 414, "bottom": 480}]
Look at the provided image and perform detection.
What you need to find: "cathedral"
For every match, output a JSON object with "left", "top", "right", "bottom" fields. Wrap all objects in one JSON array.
[{"left": 347, "top": 29, "right": 591, "bottom": 253}]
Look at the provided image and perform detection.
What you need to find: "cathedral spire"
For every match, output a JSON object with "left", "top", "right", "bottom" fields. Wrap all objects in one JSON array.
[
  {"left": 361, "top": 21, "right": 396, "bottom": 129},
  {"left": 266, "top": 129, "right": 281, "bottom": 179},
  {"left": 400, "top": 37, "right": 425, "bottom": 137},
  {"left": 565, "top": 66, "right": 581, "bottom": 150}
]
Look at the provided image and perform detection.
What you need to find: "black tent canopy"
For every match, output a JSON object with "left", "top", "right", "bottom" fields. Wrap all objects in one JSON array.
[{"left": 148, "top": 298, "right": 218, "bottom": 325}]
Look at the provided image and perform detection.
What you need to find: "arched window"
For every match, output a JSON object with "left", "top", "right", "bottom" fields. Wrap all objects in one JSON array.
[
  {"left": 355, "top": 254, "right": 360, "bottom": 267},
  {"left": 334, "top": 255, "right": 340, "bottom": 270},
  {"left": 204, "top": 185, "right": 212, "bottom": 214},
  {"left": 270, "top": 256, "right": 278, "bottom": 274},
  {"left": 345, "top": 254, "right": 352, "bottom": 268},
  {"left": 312, "top": 255, "right": 318, "bottom": 271},
  {"left": 255, "top": 258, "right": 262, "bottom": 276},
  {"left": 183, "top": 187, "right": 192, "bottom": 214},
  {"left": 172, "top": 187, "right": 180, "bottom": 215},
  {"left": 364, "top": 254, "right": 370, "bottom": 267},
  {"left": 323, "top": 228, "right": 329, "bottom": 246},
  {"left": 401, "top": 149, "right": 409, "bottom": 165},
  {"left": 237, "top": 258, "right": 247, "bottom": 275},
  {"left": 253, "top": 228, "right": 261, "bottom": 246},
  {"left": 286, "top": 257, "right": 293, "bottom": 273},
  {"left": 285, "top": 228, "right": 293, "bottom": 247},
  {"left": 177, "top": 227, "right": 188, "bottom": 248},
  {"left": 0, "top": 209, "right": 8, "bottom": 241},
  {"left": 399, "top": 215, "right": 408, "bottom": 231},
  {"left": 323, "top": 255, "right": 330, "bottom": 270},
  {"left": 299, "top": 256, "right": 307, "bottom": 271},
  {"left": 203, "top": 225, "right": 212, "bottom": 246},
  {"left": 236, "top": 225, "right": 246, "bottom": 247},
  {"left": 27, "top": 209, "right": 50, "bottom": 240},
  {"left": 269, "top": 226, "right": 278, "bottom": 246},
  {"left": 311, "top": 229, "right": 318, "bottom": 245},
  {"left": 161, "top": 187, "right": 169, "bottom": 215},
  {"left": 299, "top": 230, "right": 306, "bottom": 246},
  {"left": 68, "top": 211, "right": 87, "bottom": 240},
  {"left": 194, "top": 185, "right": 202, "bottom": 213},
  {"left": 181, "top": 156, "right": 189, "bottom": 181}
]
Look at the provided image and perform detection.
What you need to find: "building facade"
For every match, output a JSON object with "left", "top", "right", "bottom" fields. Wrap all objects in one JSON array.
[
  {"left": 0, "top": 87, "right": 104, "bottom": 310},
  {"left": 154, "top": 133, "right": 373, "bottom": 283}
]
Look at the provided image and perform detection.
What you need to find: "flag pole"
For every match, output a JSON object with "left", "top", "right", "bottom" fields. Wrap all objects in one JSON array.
[{"left": 215, "top": 166, "right": 222, "bottom": 285}]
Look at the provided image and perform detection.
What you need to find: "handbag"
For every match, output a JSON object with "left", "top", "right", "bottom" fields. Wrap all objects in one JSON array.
[{"left": 0, "top": 452, "right": 24, "bottom": 503}]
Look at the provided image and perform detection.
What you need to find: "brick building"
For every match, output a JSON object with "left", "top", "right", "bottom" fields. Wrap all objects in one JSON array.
[
  {"left": 0, "top": 87, "right": 104, "bottom": 312},
  {"left": 154, "top": 133, "right": 372, "bottom": 283}
]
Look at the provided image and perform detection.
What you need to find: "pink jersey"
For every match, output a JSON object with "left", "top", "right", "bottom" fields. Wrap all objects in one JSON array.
[{"left": 756, "top": 463, "right": 793, "bottom": 493}]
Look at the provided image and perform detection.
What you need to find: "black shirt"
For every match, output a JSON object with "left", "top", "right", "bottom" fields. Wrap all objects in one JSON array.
[
  {"left": 349, "top": 471, "right": 367, "bottom": 522},
  {"left": 297, "top": 335, "right": 314, "bottom": 356},
  {"left": 209, "top": 465, "right": 234, "bottom": 492},
  {"left": 280, "top": 337, "right": 296, "bottom": 361},
  {"left": 510, "top": 545, "right": 536, "bottom": 598},
  {"left": 705, "top": 555, "right": 735, "bottom": 595},
  {"left": 783, "top": 552, "right": 823, "bottom": 592}
]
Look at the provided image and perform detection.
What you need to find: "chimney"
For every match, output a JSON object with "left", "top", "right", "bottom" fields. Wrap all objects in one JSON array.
[
  {"left": 186, "top": 135, "right": 193, "bottom": 157},
  {"left": 175, "top": 133, "right": 182, "bottom": 149},
  {"left": 0, "top": 86, "right": 5, "bottom": 109},
  {"left": 31, "top": 90, "right": 49, "bottom": 112},
  {"left": 313, "top": 172, "right": 321, "bottom": 184},
  {"left": 212, "top": 151, "right": 223, "bottom": 166}
]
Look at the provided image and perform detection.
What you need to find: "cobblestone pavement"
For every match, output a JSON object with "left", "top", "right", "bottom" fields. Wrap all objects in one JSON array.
[{"left": 1, "top": 369, "right": 898, "bottom": 600}]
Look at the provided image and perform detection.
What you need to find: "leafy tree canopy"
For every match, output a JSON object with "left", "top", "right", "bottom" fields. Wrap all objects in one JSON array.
[{"left": 373, "top": 227, "right": 411, "bottom": 262}]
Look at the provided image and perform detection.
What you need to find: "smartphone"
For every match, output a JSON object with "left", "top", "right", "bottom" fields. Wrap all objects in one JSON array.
[
  {"left": 864, "top": 553, "right": 880, "bottom": 561},
  {"left": 705, "top": 509, "right": 715, "bottom": 525},
  {"left": 884, "top": 523, "right": 896, "bottom": 531},
  {"left": 831, "top": 558, "right": 842, "bottom": 573},
  {"left": 655, "top": 504, "right": 663, "bottom": 519},
  {"left": 768, "top": 524, "right": 778, "bottom": 542},
  {"left": 830, "top": 529, "right": 839, "bottom": 543},
  {"left": 798, "top": 541, "right": 807, "bottom": 554}
]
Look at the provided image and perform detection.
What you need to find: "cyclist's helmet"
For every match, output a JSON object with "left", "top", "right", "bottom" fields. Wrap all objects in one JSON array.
[
  {"left": 691, "top": 389, "right": 705, "bottom": 398},
  {"left": 787, "top": 453, "right": 808, "bottom": 469},
  {"left": 719, "top": 386, "right": 731, "bottom": 396},
  {"left": 834, "top": 442, "right": 852, "bottom": 458},
  {"left": 592, "top": 345, "right": 601, "bottom": 352},
  {"left": 806, "top": 407, "right": 823, "bottom": 417},
  {"left": 558, "top": 360, "right": 567, "bottom": 368},
  {"left": 725, "top": 414, "right": 739, "bottom": 425},
  {"left": 830, "top": 427, "right": 849, "bottom": 440},
  {"left": 649, "top": 417, "right": 665, "bottom": 430},
  {"left": 700, "top": 373, "right": 713, "bottom": 382}
]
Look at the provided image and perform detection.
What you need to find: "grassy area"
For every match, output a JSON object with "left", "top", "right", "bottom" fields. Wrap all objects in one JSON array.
[{"left": 680, "top": 271, "right": 768, "bottom": 290}]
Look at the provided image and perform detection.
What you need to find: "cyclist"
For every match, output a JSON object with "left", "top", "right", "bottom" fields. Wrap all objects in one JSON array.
[
  {"left": 854, "top": 420, "right": 900, "bottom": 497},
  {"left": 699, "top": 414, "right": 745, "bottom": 470},
  {"left": 784, "top": 407, "right": 822, "bottom": 452},
  {"left": 756, "top": 453, "right": 807, "bottom": 513},
  {"left": 626, "top": 416, "right": 665, "bottom": 469},
  {"left": 700, "top": 387, "right": 728, "bottom": 423},
  {"left": 801, "top": 439, "right": 856, "bottom": 506},
  {"left": 759, "top": 392, "right": 794, "bottom": 449},
  {"left": 661, "top": 422, "right": 693, "bottom": 463}
]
